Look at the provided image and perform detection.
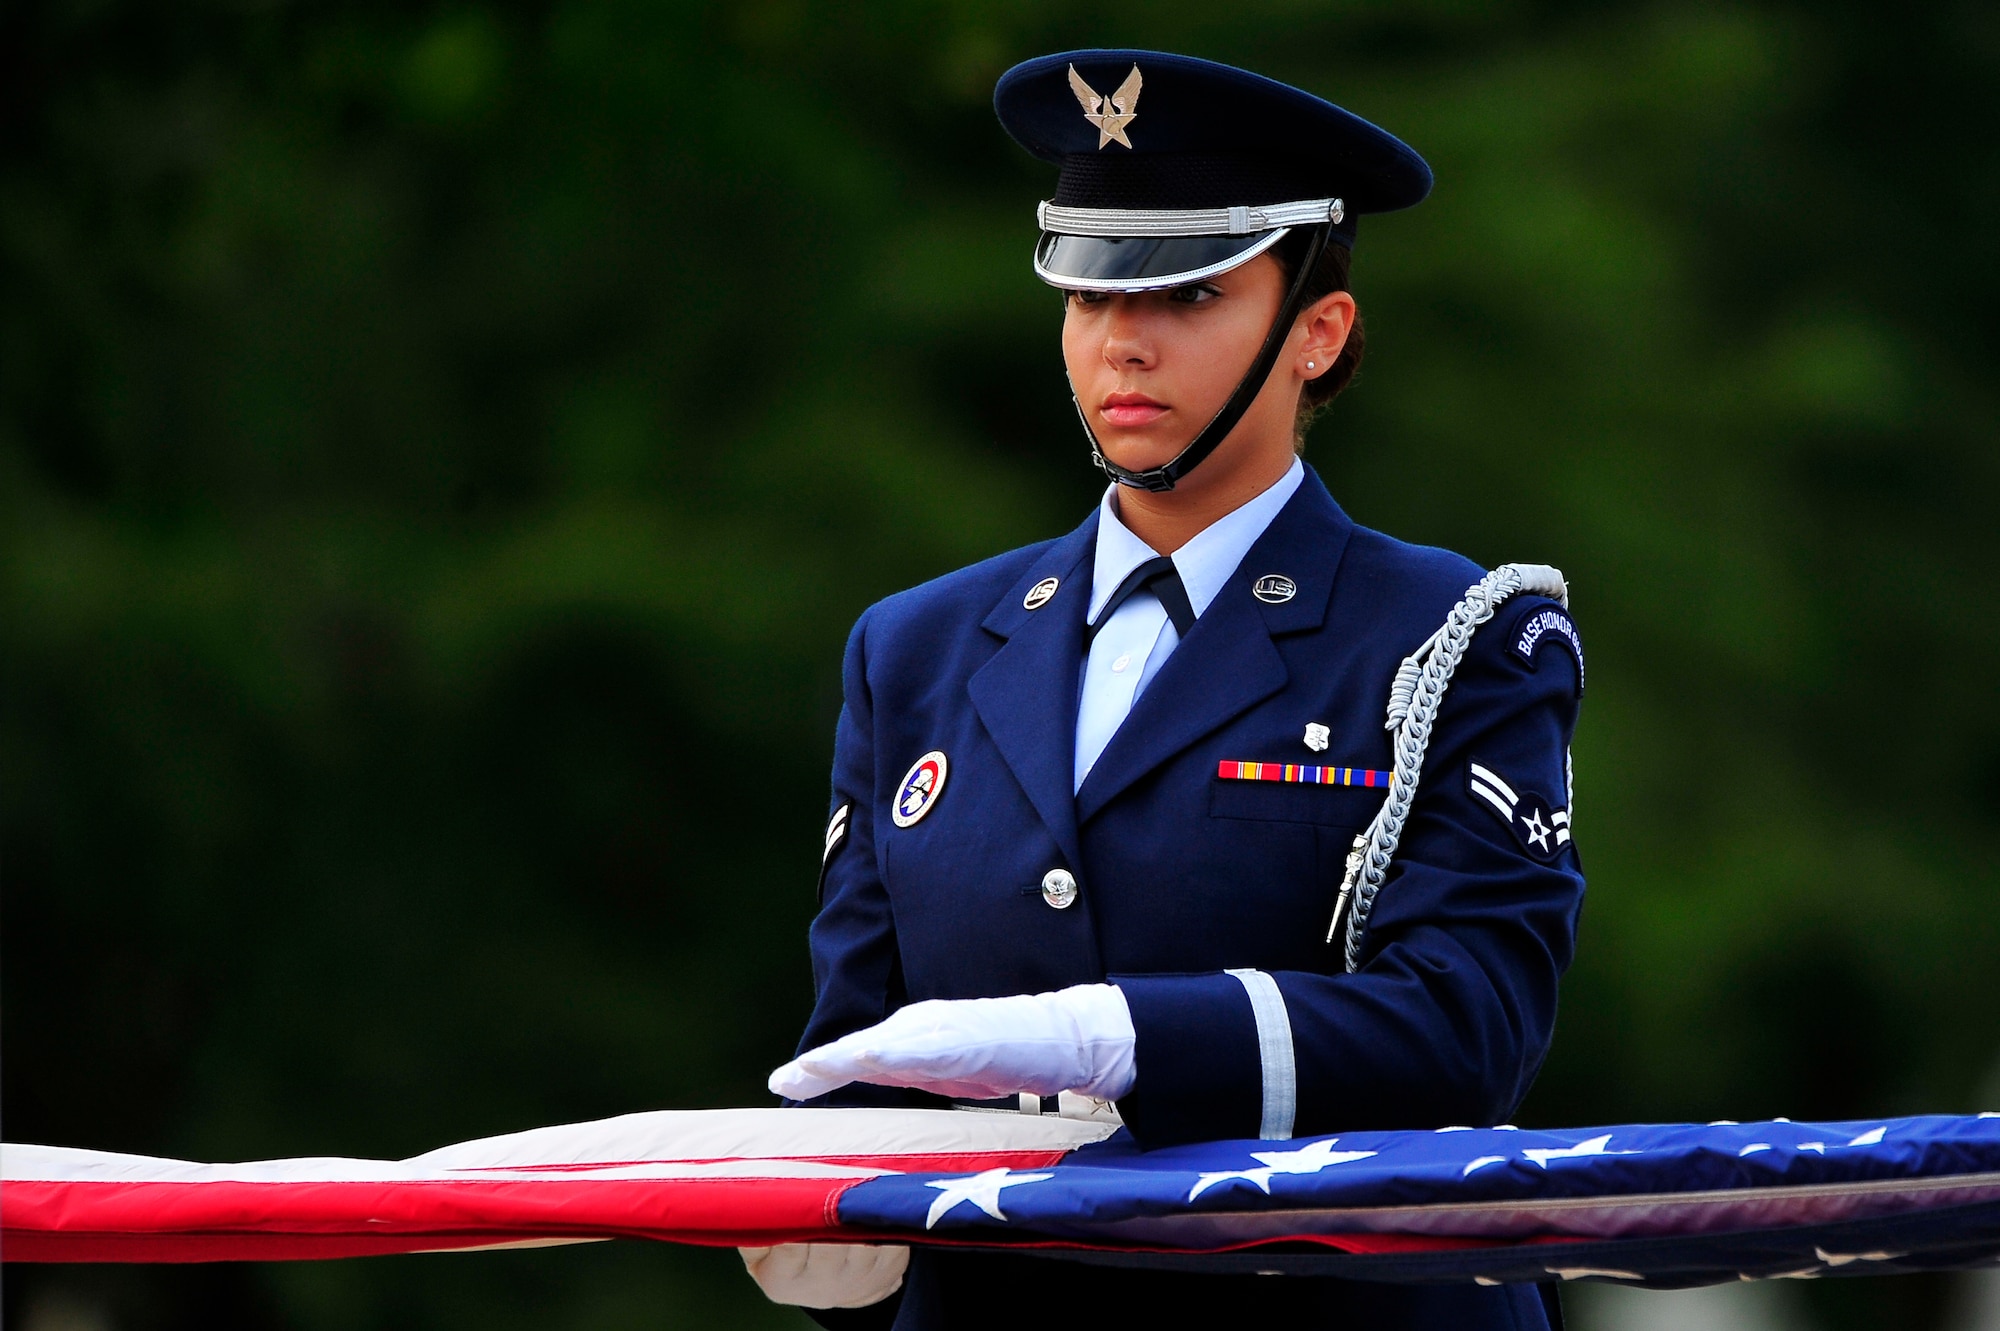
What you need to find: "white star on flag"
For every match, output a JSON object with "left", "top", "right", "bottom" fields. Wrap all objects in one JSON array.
[
  {"left": 1188, "top": 1137, "right": 1377, "bottom": 1201},
  {"left": 922, "top": 1167, "right": 1054, "bottom": 1229},
  {"left": 1522, "top": 1133, "right": 1641, "bottom": 1167}
]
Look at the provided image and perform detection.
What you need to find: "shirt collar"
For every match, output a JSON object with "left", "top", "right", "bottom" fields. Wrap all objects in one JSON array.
[{"left": 1088, "top": 457, "right": 1305, "bottom": 623}]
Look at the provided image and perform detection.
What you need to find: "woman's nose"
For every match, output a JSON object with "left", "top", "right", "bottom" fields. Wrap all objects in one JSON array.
[{"left": 1101, "top": 300, "right": 1154, "bottom": 367}]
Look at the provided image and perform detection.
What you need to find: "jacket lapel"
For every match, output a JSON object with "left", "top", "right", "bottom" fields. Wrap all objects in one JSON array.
[
  {"left": 968, "top": 516, "right": 1098, "bottom": 872},
  {"left": 1074, "top": 469, "right": 1354, "bottom": 825}
]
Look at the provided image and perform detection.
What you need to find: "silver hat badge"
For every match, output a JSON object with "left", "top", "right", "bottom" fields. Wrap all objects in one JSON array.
[{"left": 1068, "top": 64, "right": 1142, "bottom": 150}]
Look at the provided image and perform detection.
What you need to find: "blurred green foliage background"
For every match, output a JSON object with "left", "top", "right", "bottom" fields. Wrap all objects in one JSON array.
[{"left": 5, "top": 1, "right": 1999, "bottom": 1327}]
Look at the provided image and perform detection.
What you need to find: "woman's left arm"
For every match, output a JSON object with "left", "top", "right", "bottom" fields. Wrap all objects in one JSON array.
[{"left": 1114, "top": 601, "right": 1585, "bottom": 1147}]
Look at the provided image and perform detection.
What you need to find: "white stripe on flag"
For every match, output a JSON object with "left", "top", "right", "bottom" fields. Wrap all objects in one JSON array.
[{"left": 3, "top": 1108, "right": 1116, "bottom": 1184}]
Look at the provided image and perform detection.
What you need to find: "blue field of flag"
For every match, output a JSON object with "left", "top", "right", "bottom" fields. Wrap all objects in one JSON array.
[{"left": 837, "top": 1113, "right": 2000, "bottom": 1287}]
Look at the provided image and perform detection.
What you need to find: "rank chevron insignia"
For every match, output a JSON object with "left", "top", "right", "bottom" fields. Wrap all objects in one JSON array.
[
  {"left": 1068, "top": 63, "right": 1142, "bottom": 149},
  {"left": 1466, "top": 759, "right": 1571, "bottom": 862}
]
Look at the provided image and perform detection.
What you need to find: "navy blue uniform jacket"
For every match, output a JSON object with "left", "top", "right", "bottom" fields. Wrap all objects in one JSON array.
[{"left": 798, "top": 468, "right": 1584, "bottom": 1330}]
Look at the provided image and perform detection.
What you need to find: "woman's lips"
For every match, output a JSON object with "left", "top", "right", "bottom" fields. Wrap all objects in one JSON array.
[{"left": 1100, "top": 394, "right": 1168, "bottom": 428}]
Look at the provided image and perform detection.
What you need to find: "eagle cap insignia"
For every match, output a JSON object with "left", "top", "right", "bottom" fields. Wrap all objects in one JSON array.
[{"left": 1068, "top": 63, "right": 1143, "bottom": 149}]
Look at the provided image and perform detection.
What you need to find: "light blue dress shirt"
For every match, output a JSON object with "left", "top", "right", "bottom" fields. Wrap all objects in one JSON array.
[{"left": 1074, "top": 458, "right": 1305, "bottom": 791}]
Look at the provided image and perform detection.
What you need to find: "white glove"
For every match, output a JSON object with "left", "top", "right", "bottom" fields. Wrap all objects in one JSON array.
[
  {"left": 739, "top": 1242, "right": 909, "bottom": 1309},
  {"left": 769, "top": 983, "right": 1136, "bottom": 1102}
]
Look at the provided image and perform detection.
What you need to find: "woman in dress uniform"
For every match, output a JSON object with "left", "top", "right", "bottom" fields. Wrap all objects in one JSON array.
[{"left": 744, "top": 50, "right": 1586, "bottom": 1331}]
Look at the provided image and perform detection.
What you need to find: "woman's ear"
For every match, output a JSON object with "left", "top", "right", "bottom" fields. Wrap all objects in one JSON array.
[{"left": 1299, "top": 290, "right": 1356, "bottom": 378}]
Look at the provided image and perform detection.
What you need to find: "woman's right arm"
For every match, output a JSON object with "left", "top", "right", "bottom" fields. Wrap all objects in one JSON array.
[
  {"left": 746, "top": 608, "right": 914, "bottom": 1330},
  {"left": 790, "top": 606, "right": 930, "bottom": 1107}
]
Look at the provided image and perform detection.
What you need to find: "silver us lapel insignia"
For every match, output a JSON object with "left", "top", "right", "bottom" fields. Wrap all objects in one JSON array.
[{"left": 1252, "top": 574, "right": 1297, "bottom": 604}]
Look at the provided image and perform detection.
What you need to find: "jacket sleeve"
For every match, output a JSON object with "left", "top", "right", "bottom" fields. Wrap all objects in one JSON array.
[
  {"left": 788, "top": 612, "right": 928, "bottom": 1331},
  {"left": 791, "top": 606, "right": 936, "bottom": 1113},
  {"left": 1114, "top": 597, "right": 1586, "bottom": 1148}
]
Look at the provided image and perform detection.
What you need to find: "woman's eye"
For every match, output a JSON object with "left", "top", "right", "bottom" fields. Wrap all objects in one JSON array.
[
  {"left": 1169, "top": 284, "right": 1221, "bottom": 304},
  {"left": 1067, "top": 290, "right": 1109, "bottom": 306}
]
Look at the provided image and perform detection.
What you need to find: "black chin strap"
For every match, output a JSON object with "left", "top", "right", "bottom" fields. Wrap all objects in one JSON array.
[{"left": 1075, "top": 222, "right": 1333, "bottom": 493}]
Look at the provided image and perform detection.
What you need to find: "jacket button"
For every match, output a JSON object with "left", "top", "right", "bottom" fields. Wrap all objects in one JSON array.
[{"left": 1041, "top": 868, "right": 1078, "bottom": 909}]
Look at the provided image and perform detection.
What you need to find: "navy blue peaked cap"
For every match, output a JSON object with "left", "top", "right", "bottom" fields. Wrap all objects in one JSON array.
[
  {"left": 996, "top": 50, "right": 1431, "bottom": 212},
  {"left": 995, "top": 50, "right": 1432, "bottom": 290}
]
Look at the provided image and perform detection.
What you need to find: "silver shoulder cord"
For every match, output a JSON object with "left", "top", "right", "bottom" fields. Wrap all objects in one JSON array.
[{"left": 1328, "top": 562, "right": 1571, "bottom": 973}]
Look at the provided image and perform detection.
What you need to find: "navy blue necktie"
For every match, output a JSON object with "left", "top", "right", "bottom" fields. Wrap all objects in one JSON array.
[{"left": 1088, "top": 555, "right": 1197, "bottom": 643}]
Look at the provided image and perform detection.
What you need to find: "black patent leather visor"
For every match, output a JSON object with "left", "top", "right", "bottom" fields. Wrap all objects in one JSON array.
[{"left": 1034, "top": 229, "right": 1289, "bottom": 292}]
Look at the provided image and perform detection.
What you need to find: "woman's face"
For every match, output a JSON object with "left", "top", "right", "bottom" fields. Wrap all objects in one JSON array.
[{"left": 1060, "top": 252, "right": 1349, "bottom": 485}]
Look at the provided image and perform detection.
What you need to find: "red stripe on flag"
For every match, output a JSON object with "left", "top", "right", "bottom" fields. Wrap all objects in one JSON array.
[
  {"left": 0, "top": 1147, "right": 1082, "bottom": 1264},
  {"left": 2, "top": 1176, "right": 860, "bottom": 1263}
]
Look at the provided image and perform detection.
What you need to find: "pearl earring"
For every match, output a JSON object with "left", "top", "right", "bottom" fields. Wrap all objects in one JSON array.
[{"left": 1306, "top": 361, "right": 1316, "bottom": 370}]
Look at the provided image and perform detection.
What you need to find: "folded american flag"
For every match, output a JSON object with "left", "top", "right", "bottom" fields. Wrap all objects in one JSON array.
[{"left": 10, "top": 1108, "right": 2000, "bottom": 1288}]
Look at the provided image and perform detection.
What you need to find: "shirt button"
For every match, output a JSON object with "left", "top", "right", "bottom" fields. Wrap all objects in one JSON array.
[
  {"left": 1041, "top": 868, "right": 1078, "bottom": 910},
  {"left": 1110, "top": 653, "right": 1131, "bottom": 673}
]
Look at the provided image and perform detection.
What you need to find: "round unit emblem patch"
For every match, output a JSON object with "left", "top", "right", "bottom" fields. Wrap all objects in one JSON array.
[
  {"left": 892, "top": 750, "right": 950, "bottom": 828},
  {"left": 1252, "top": 573, "right": 1298, "bottom": 604},
  {"left": 1023, "top": 576, "right": 1061, "bottom": 611}
]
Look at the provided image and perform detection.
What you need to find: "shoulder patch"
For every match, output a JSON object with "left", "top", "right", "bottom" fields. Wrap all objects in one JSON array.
[
  {"left": 1466, "top": 760, "right": 1572, "bottom": 862},
  {"left": 1510, "top": 605, "right": 1584, "bottom": 694}
]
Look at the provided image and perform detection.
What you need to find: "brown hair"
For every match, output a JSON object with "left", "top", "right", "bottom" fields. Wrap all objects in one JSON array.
[{"left": 1270, "top": 231, "right": 1363, "bottom": 445}]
